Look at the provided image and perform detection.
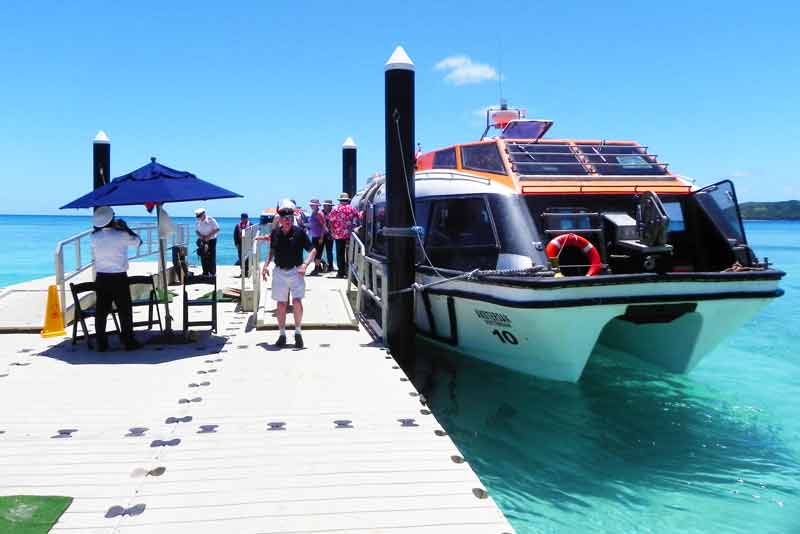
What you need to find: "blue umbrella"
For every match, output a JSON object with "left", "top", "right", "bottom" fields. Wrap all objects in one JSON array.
[
  {"left": 61, "top": 157, "right": 243, "bottom": 336},
  {"left": 61, "top": 157, "right": 241, "bottom": 209}
]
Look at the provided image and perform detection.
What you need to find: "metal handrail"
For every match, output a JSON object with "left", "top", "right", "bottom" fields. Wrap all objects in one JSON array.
[
  {"left": 54, "top": 222, "right": 190, "bottom": 319},
  {"left": 347, "top": 232, "right": 389, "bottom": 336}
]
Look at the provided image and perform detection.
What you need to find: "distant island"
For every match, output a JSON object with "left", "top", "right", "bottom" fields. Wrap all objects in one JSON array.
[{"left": 739, "top": 200, "right": 800, "bottom": 220}]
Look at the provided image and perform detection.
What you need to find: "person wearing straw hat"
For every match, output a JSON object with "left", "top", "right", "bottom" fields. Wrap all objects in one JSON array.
[
  {"left": 91, "top": 206, "right": 142, "bottom": 351},
  {"left": 194, "top": 207, "right": 219, "bottom": 276},
  {"left": 328, "top": 193, "right": 360, "bottom": 278}
]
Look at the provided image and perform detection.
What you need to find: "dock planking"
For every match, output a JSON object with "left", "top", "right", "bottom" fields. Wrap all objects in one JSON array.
[{"left": 0, "top": 266, "right": 513, "bottom": 533}]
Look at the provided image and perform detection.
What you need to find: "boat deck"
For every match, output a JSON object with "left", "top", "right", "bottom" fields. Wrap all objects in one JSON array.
[{"left": 0, "top": 265, "right": 513, "bottom": 533}]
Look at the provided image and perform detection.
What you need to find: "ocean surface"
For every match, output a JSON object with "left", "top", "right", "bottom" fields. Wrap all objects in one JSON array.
[
  {"left": 423, "top": 220, "right": 799, "bottom": 533},
  {"left": 0, "top": 214, "right": 252, "bottom": 288},
  {"left": 0, "top": 215, "right": 797, "bottom": 533}
]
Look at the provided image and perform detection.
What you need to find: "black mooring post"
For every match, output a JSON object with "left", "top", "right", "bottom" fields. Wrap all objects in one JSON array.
[
  {"left": 384, "top": 46, "right": 416, "bottom": 374},
  {"left": 342, "top": 137, "right": 357, "bottom": 198},
  {"left": 93, "top": 131, "right": 110, "bottom": 191}
]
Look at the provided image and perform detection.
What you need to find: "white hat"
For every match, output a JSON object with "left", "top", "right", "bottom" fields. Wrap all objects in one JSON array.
[
  {"left": 92, "top": 206, "right": 114, "bottom": 228},
  {"left": 194, "top": 207, "right": 206, "bottom": 216},
  {"left": 278, "top": 199, "right": 295, "bottom": 212}
]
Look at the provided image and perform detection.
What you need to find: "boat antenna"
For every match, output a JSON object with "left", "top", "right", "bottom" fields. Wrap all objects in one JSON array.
[{"left": 497, "top": 38, "right": 505, "bottom": 105}]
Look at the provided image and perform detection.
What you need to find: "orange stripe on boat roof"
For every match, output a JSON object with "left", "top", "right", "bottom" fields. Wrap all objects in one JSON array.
[{"left": 521, "top": 181, "right": 692, "bottom": 195}]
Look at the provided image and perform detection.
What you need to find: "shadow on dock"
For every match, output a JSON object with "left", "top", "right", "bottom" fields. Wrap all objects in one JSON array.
[{"left": 36, "top": 332, "right": 227, "bottom": 365}]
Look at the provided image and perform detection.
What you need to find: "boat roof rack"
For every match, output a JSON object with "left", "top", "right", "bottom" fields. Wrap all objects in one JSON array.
[{"left": 506, "top": 140, "right": 672, "bottom": 178}]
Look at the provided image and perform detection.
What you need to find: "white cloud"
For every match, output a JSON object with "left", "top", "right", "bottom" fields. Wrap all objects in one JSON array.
[{"left": 435, "top": 56, "right": 498, "bottom": 86}]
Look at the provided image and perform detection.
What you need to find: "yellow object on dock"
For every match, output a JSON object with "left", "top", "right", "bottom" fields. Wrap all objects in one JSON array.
[{"left": 40, "top": 285, "right": 66, "bottom": 338}]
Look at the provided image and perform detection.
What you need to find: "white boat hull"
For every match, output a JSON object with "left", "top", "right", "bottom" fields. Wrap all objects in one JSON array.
[{"left": 414, "top": 273, "right": 781, "bottom": 382}]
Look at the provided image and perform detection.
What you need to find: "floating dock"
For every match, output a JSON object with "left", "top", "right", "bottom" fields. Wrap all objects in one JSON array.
[{"left": 0, "top": 265, "right": 513, "bottom": 533}]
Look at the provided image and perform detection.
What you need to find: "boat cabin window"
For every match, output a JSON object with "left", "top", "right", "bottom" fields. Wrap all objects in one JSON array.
[
  {"left": 433, "top": 148, "right": 457, "bottom": 169},
  {"left": 426, "top": 197, "right": 499, "bottom": 270},
  {"left": 460, "top": 143, "right": 506, "bottom": 174},
  {"left": 663, "top": 201, "right": 685, "bottom": 232}
]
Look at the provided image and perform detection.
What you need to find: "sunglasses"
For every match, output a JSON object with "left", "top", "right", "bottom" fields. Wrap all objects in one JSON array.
[{"left": 278, "top": 210, "right": 294, "bottom": 217}]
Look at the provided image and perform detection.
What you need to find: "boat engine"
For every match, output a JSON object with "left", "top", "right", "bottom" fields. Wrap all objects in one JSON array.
[{"left": 603, "top": 192, "right": 674, "bottom": 274}]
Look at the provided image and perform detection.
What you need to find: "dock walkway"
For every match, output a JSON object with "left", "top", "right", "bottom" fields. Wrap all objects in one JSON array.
[{"left": 0, "top": 265, "right": 513, "bottom": 533}]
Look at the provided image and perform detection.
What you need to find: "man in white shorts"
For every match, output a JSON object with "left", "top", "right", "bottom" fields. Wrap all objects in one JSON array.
[{"left": 262, "top": 199, "right": 316, "bottom": 348}]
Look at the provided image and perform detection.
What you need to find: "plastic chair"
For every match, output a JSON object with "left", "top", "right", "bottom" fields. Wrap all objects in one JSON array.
[
  {"left": 127, "top": 275, "right": 162, "bottom": 332},
  {"left": 182, "top": 274, "right": 217, "bottom": 337},
  {"left": 70, "top": 281, "right": 120, "bottom": 348}
]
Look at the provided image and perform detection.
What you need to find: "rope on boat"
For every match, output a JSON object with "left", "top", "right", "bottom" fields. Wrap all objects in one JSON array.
[{"left": 390, "top": 265, "right": 551, "bottom": 295}]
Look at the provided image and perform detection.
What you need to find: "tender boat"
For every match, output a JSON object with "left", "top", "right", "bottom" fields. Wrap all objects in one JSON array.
[{"left": 352, "top": 105, "right": 785, "bottom": 382}]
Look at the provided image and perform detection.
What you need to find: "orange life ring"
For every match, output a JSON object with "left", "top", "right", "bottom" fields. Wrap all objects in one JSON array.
[{"left": 545, "top": 233, "right": 602, "bottom": 276}]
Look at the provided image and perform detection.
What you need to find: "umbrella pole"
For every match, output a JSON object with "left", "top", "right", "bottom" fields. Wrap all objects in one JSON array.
[{"left": 156, "top": 204, "right": 174, "bottom": 334}]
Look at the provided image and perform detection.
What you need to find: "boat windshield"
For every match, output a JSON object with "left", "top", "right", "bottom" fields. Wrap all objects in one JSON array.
[
  {"left": 693, "top": 180, "right": 747, "bottom": 244},
  {"left": 500, "top": 120, "right": 552, "bottom": 140}
]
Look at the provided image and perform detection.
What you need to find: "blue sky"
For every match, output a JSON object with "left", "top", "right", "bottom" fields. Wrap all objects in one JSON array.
[{"left": 1, "top": 0, "right": 798, "bottom": 217}]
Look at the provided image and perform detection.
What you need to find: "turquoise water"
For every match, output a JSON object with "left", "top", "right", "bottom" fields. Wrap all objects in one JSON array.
[
  {"left": 0, "top": 214, "right": 247, "bottom": 287},
  {"left": 1, "top": 216, "right": 797, "bottom": 532},
  {"left": 423, "top": 220, "right": 799, "bottom": 533}
]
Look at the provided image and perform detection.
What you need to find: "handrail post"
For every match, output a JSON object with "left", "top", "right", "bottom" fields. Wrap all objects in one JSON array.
[
  {"left": 381, "top": 264, "right": 389, "bottom": 339},
  {"left": 252, "top": 228, "right": 261, "bottom": 315},
  {"left": 240, "top": 227, "right": 247, "bottom": 297},
  {"left": 55, "top": 248, "right": 66, "bottom": 320},
  {"left": 355, "top": 253, "right": 364, "bottom": 312},
  {"left": 75, "top": 239, "right": 82, "bottom": 271}
]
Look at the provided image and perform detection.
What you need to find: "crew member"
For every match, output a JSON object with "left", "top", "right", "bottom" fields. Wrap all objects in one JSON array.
[
  {"left": 233, "top": 212, "right": 250, "bottom": 278},
  {"left": 91, "top": 206, "right": 142, "bottom": 352},
  {"left": 195, "top": 207, "right": 219, "bottom": 276},
  {"left": 262, "top": 199, "right": 316, "bottom": 349}
]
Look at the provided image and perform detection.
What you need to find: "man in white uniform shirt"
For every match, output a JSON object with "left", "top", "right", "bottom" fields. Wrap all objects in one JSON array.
[
  {"left": 91, "top": 206, "right": 142, "bottom": 351},
  {"left": 195, "top": 207, "right": 220, "bottom": 276}
]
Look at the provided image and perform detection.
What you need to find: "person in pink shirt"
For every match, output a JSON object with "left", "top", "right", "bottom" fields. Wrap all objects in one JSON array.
[{"left": 328, "top": 192, "right": 360, "bottom": 278}]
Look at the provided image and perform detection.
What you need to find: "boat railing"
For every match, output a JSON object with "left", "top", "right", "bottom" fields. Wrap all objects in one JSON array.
[
  {"left": 347, "top": 232, "right": 389, "bottom": 337},
  {"left": 54, "top": 222, "right": 190, "bottom": 320},
  {"left": 240, "top": 224, "right": 262, "bottom": 314}
]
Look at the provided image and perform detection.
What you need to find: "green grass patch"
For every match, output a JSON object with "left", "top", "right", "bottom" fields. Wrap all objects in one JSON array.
[
  {"left": 0, "top": 495, "right": 73, "bottom": 534},
  {"left": 154, "top": 288, "right": 178, "bottom": 303},
  {"left": 198, "top": 289, "right": 239, "bottom": 302}
]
